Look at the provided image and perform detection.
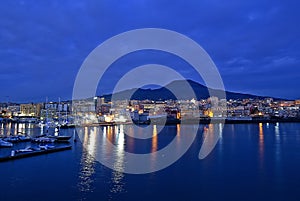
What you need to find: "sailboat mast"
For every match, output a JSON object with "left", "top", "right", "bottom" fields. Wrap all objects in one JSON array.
[
  {"left": 45, "top": 97, "right": 49, "bottom": 132},
  {"left": 58, "top": 97, "right": 61, "bottom": 123},
  {"left": 46, "top": 97, "right": 48, "bottom": 120}
]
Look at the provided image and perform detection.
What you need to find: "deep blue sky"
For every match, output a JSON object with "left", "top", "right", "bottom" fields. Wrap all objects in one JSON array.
[{"left": 0, "top": 0, "right": 299, "bottom": 102}]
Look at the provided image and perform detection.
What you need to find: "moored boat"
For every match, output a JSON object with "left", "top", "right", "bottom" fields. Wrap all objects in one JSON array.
[
  {"left": 16, "top": 147, "right": 35, "bottom": 153},
  {"left": 31, "top": 137, "right": 56, "bottom": 143},
  {"left": 3, "top": 136, "right": 19, "bottom": 143},
  {"left": 0, "top": 145, "right": 72, "bottom": 162},
  {"left": 39, "top": 144, "right": 55, "bottom": 150},
  {"left": 17, "top": 135, "right": 31, "bottom": 142},
  {"left": 60, "top": 123, "right": 76, "bottom": 128},
  {"left": 48, "top": 135, "right": 72, "bottom": 142},
  {"left": 3, "top": 135, "right": 31, "bottom": 143},
  {"left": 0, "top": 139, "right": 13, "bottom": 147}
]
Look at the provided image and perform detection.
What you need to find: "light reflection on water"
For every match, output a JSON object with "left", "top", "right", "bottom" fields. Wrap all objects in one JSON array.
[
  {"left": 1, "top": 122, "right": 300, "bottom": 200},
  {"left": 78, "top": 127, "right": 97, "bottom": 193},
  {"left": 273, "top": 122, "right": 283, "bottom": 187},
  {"left": 76, "top": 125, "right": 127, "bottom": 197},
  {"left": 76, "top": 124, "right": 201, "bottom": 197},
  {"left": 0, "top": 122, "right": 291, "bottom": 199},
  {"left": 77, "top": 124, "right": 190, "bottom": 196},
  {"left": 0, "top": 122, "right": 37, "bottom": 136},
  {"left": 109, "top": 125, "right": 126, "bottom": 197},
  {"left": 151, "top": 125, "right": 158, "bottom": 162},
  {"left": 258, "top": 123, "right": 264, "bottom": 170},
  {"left": 274, "top": 122, "right": 281, "bottom": 155},
  {"left": 258, "top": 123, "right": 264, "bottom": 153}
]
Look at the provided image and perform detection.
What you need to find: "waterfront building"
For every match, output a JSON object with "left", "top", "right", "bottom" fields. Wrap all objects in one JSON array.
[
  {"left": 72, "top": 99, "right": 98, "bottom": 125},
  {"left": 20, "top": 103, "right": 43, "bottom": 117},
  {"left": 6, "top": 105, "right": 20, "bottom": 117}
]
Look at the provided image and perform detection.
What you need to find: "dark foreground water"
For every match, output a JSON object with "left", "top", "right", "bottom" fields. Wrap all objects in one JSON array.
[{"left": 1, "top": 122, "right": 300, "bottom": 201}]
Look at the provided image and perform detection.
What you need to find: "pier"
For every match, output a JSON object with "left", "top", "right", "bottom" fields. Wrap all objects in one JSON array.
[{"left": 0, "top": 145, "right": 72, "bottom": 162}]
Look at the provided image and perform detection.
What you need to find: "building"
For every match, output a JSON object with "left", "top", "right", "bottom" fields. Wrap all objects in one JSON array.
[
  {"left": 20, "top": 103, "right": 43, "bottom": 117},
  {"left": 7, "top": 105, "right": 20, "bottom": 116}
]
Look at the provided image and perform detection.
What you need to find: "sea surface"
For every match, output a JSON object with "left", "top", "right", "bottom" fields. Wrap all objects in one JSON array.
[{"left": 1, "top": 122, "right": 300, "bottom": 201}]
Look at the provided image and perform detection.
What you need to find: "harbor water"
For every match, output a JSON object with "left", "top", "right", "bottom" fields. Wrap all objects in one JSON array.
[{"left": 0, "top": 122, "right": 300, "bottom": 201}]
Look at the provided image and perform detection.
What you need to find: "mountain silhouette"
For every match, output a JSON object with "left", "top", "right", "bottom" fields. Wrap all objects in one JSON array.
[{"left": 102, "top": 79, "right": 275, "bottom": 101}]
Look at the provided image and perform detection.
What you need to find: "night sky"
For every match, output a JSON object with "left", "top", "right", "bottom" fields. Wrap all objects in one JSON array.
[{"left": 1, "top": 0, "right": 299, "bottom": 102}]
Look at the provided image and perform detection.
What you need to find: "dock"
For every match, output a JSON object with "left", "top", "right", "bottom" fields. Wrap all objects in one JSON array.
[{"left": 0, "top": 145, "right": 72, "bottom": 162}]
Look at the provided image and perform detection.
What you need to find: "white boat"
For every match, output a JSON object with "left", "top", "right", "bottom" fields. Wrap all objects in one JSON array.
[
  {"left": 39, "top": 144, "right": 55, "bottom": 150},
  {"left": 16, "top": 147, "right": 34, "bottom": 153},
  {"left": 31, "top": 137, "right": 56, "bottom": 143},
  {"left": 0, "top": 139, "right": 13, "bottom": 147},
  {"left": 3, "top": 136, "right": 19, "bottom": 143},
  {"left": 17, "top": 135, "right": 31, "bottom": 142},
  {"left": 3, "top": 135, "right": 31, "bottom": 143}
]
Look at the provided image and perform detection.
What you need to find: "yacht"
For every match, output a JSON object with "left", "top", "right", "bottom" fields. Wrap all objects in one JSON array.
[{"left": 0, "top": 139, "right": 13, "bottom": 147}]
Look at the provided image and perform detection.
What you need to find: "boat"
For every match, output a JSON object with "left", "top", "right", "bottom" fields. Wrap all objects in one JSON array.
[
  {"left": 47, "top": 126, "right": 72, "bottom": 142},
  {"left": 60, "top": 123, "right": 76, "bottom": 128},
  {"left": 3, "top": 135, "right": 31, "bottom": 143},
  {"left": 0, "top": 139, "right": 13, "bottom": 147},
  {"left": 32, "top": 123, "right": 71, "bottom": 143},
  {"left": 3, "top": 136, "right": 19, "bottom": 143},
  {"left": 32, "top": 133, "right": 71, "bottom": 143},
  {"left": 16, "top": 147, "right": 35, "bottom": 153},
  {"left": 39, "top": 144, "right": 55, "bottom": 150},
  {"left": 17, "top": 135, "right": 31, "bottom": 142},
  {"left": 48, "top": 135, "right": 72, "bottom": 142},
  {"left": 0, "top": 145, "right": 72, "bottom": 162},
  {"left": 31, "top": 137, "right": 56, "bottom": 143},
  {"left": 59, "top": 105, "right": 75, "bottom": 129}
]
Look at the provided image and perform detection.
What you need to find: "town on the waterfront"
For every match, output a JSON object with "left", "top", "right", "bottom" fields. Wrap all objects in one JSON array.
[
  {"left": 1, "top": 96, "right": 300, "bottom": 126},
  {"left": 2, "top": 0, "right": 300, "bottom": 200}
]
